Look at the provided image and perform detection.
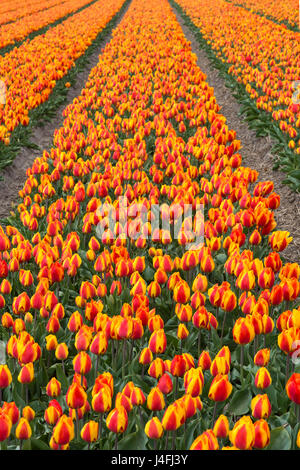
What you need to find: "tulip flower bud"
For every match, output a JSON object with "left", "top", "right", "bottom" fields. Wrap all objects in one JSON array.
[
  {"left": 46, "top": 377, "right": 61, "bottom": 398},
  {"left": 208, "top": 374, "right": 232, "bottom": 402},
  {"left": 229, "top": 416, "right": 255, "bottom": 450},
  {"left": 233, "top": 316, "right": 255, "bottom": 345},
  {"left": 106, "top": 405, "right": 128, "bottom": 434},
  {"left": 0, "top": 409, "right": 12, "bottom": 442},
  {"left": 66, "top": 382, "right": 87, "bottom": 409},
  {"left": 22, "top": 406, "right": 35, "bottom": 422},
  {"left": 145, "top": 417, "right": 164, "bottom": 440},
  {"left": 190, "top": 429, "right": 219, "bottom": 450},
  {"left": 148, "top": 329, "right": 167, "bottom": 355},
  {"left": 254, "top": 367, "right": 272, "bottom": 389},
  {"left": 0, "top": 364, "right": 12, "bottom": 389},
  {"left": 92, "top": 387, "right": 112, "bottom": 414},
  {"left": 52, "top": 414, "right": 75, "bottom": 446},
  {"left": 162, "top": 404, "right": 182, "bottom": 431},
  {"left": 15, "top": 417, "right": 32, "bottom": 440},
  {"left": 148, "top": 357, "right": 165, "bottom": 379},
  {"left": 198, "top": 350, "right": 212, "bottom": 370},
  {"left": 73, "top": 351, "right": 92, "bottom": 376},
  {"left": 2, "top": 401, "right": 19, "bottom": 425},
  {"left": 81, "top": 420, "right": 99, "bottom": 444},
  {"left": 139, "top": 347, "right": 153, "bottom": 366},
  {"left": 55, "top": 343, "right": 69, "bottom": 361},
  {"left": 157, "top": 373, "right": 173, "bottom": 395},
  {"left": 18, "top": 362, "right": 34, "bottom": 384},
  {"left": 286, "top": 373, "right": 300, "bottom": 405},
  {"left": 147, "top": 387, "right": 166, "bottom": 411},
  {"left": 210, "top": 356, "right": 230, "bottom": 376},
  {"left": 213, "top": 414, "right": 229, "bottom": 439},
  {"left": 254, "top": 348, "right": 270, "bottom": 367},
  {"left": 130, "top": 387, "right": 146, "bottom": 407},
  {"left": 253, "top": 419, "right": 270, "bottom": 449},
  {"left": 251, "top": 394, "right": 272, "bottom": 419}
]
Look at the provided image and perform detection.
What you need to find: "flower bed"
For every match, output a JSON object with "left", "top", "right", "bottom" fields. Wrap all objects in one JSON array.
[{"left": 0, "top": 0, "right": 299, "bottom": 451}]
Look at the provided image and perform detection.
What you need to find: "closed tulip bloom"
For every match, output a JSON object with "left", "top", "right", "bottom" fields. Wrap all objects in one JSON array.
[
  {"left": 198, "top": 350, "right": 212, "bottom": 370},
  {"left": 161, "top": 404, "right": 182, "bottom": 431},
  {"left": 2, "top": 401, "right": 19, "bottom": 425},
  {"left": 46, "top": 377, "right": 61, "bottom": 397},
  {"left": 55, "top": 343, "right": 69, "bottom": 361},
  {"left": 170, "top": 355, "right": 187, "bottom": 377},
  {"left": 190, "top": 429, "right": 219, "bottom": 450},
  {"left": 115, "top": 392, "right": 132, "bottom": 413},
  {"left": 177, "top": 323, "right": 189, "bottom": 340},
  {"left": 92, "top": 388, "right": 112, "bottom": 414},
  {"left": 15, "top": 418, "right": 32, "bottom": 440},
  {"left": 90, "top": 331, "right": 108, "bottom": 355},
  {"left": 130, "top": 387, "right": 146, "bottom": 407},
  {"left": 254, "top": 367, "right": 272, "bottom": 389},
  {"left": 44, "top": 403, "right": 62, "bottom": 426},
  {"left": 18, "top": 362, "right": 34, "bottom": 384},
  {"left": 145, "top": 417, "right": 164, "bottom": 440},
  {"left": 209, "top": 414, "right": 228, "bottom": 441},
  {"left": 210, "top": 357, "right": 230, "bottom": 376},
  {"left": 233, "top": 316, "right": 255, "bottom": 345},
  {"left": 220, "top": 290, "right": 237, "bottom": 312},
  {"left": 173, "top": 281, "right": 190, "bottom": 304},
  {"left": 45, "top": 334, "right": 58, "bottom": 352},
  {"left": 251, "top": 393, "right": 272, "bottom": 419},
  {"left": 148, "top": 315, "right": 164, "bottom": 332},
  {"left": 81, "top": 420, "right": 99, "bottom": 444},
  {"left": 236, "top": 269, "right": 256, "bottom": 291},
  {"left": 148, "top": 357, "right": 165, "bottom": 379},
  {"left": 158, "top": 373, "right": 173, "bottom": 395},
  {"left": 73, "top": 351, "right": 92, "bottom": 376},
  {"left": 52, "top": 414, "right": 74, "bottom": 446},
  {"left": 147, "top": 387, "right": 166, "bottom": 411},
  {"left": 253, "top": 419, "right": 270, "bottom": 449},
  {"left": 0, "top": 409, "right": 12, "bottom": 442},
  {"left": 286, "top": 373, "right": 300, "bottom": 405},
  {"left": 254, "top": 348, "right": 270, "bottom": 367},
  {"left": 208, "top": 374, "right": 232, "bottom": 402},
  {"left": 106, "top": 405, "right": 128, "bottom": 434},
  {"left": 67, "top": 311, "right": 83, "bottom": 332},
  {"left": 66, "top": 382, "right": 87, "bottom": 409},
  {"left": 184, "top": 368, "right": 204, "bottom": 397},
  {"left": 148, "top": 329, "right": 167, "bottom": 354},
  {"left": 269, "top": 231, "right": 292, "bottom": 252},
  {"left": 0, "top": 365, "right": 12, "bottom": 389},
  {"left": 22, "top": 406, "right": 35, "bottom": 422},
  {"left": 229, "top": 416, "right": 255, "bottom": 450}
]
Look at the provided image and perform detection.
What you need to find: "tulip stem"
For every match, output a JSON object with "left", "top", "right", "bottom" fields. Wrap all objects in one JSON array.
[
  {"left": 211, "top": 401, "right": 217, "bottom": 428},
  {"left": 286, "top": 354, "right": 290, "bottom": 383},
  {"left": 122, "top": 340, "right": 127, "bottom": 379},
  {"left": 115, "top": 433, "right": 118, "bottom": 451},
  {"left": 165, "top": 430, "right": 169, "bottom": 450},
  {"left": 98, "top": 414, "right": 103, "bottom": 445},
  {"left": 197, "top": 330, "right": 201, "bottom": 356},
  {"left": 76, "top": 409, "right": 80, "bottom": 441},
  {"left": 221, "top": 310, "right": 227, "bottom": 341},
  {"left": 240, "top": 345, "right": 244, "bottom": 385}
]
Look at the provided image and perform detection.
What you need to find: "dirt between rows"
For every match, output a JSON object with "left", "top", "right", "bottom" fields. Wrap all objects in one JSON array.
[{"left": 0, "top": 1, "right": 299, "bottom": 266}]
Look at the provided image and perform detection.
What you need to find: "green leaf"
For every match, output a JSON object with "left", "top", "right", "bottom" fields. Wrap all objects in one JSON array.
[
  {"left": 266, "top": 426, "right": 291, "bottom": 450},
  {"left": 227, "top": 388, "right": 252, "bottom": 416},
  {"left": 117, "top": 427, "right": 148, "bottom": 450}
]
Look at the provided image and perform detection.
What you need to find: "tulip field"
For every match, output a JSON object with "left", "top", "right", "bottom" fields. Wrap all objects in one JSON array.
[{"left": 0, "top": 0, "right": 300, "bottom": 452}]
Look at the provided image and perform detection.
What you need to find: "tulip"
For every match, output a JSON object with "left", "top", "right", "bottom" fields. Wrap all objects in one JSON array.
[
  {"left": 145, "top": 417, "right": 164, "bottom": 446},
  {"left": 148, "top": 329, "right": 167, "bottom": 354},
  {"left": 22, "top": 406, "right": 35, "bottom": 422},
  {"left": 52, "top": 414, "right": 75, "bottom": 447},
  {"left": 286, "top": 373, "right": 300, "bottom": 405},
  {"left": 157, "top": 373, "right": 173, "bottom": 395},
  {"left": 148, "top": 357, "right": 165, "bottom": 379},
  {"left": 15, "top": 418, "right": 32, "bottom": 442},
  {"left": 254, "top": 348, "right": 270, "bottom": 367},
  {"left": 208, "top": 374, "right": 232, "bottom": 402},
  {"left": 106, "top": 405, "right": 128, "bottom": 449},
  {"left": 0, "top": 365, "right": 12, "bottom": 392},
  {"left": 0, "top": 409, "right": 12, "bottom": 442},
  {"left": 161, "top": 404, "right": 182, "bottom": 432},
  {"left": 18, "top": 362, "right": 34, "bottom": 385},
  {"left": 147, "top": 387, "right": 166, "bottom": 411},
  {"left": 254, "top": 367, "right": 272, "bottom": 389},
  {"left": 46, "top": 377, "right": 61, "bottom": 398},
  {"left": 2, "top": 401, "right": 19, "bottom": 425},
  {"left": 251, "top": 394, "right": 272, "bottom": 419},
  {"left": 253, "top": 419, "right": 270, "bottom": 449},
  {"left": 213, "top": 414, "right": 229, "bottom": 439},
  {"left": 198, "top": 350, "right": 212, "bottom": 370},
  {"left": 190, "top": 429, "right": 219, "bottom": 450},
  {"left": 81, "top": 420, "right": 99, "bottom": 444},
  {"left": 73, "top": 351, "right": 92, "bottom": 377},
  {"left": 229, "top": 416, "right": 255, "bottom": 450}
]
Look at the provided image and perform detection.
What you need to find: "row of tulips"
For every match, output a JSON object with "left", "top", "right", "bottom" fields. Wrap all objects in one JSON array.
[
  {"left": 0, "top": 0, "right": 78, "bottom": 28},
  {"left": 172, "top": 0, "right": 300, "bottom": 189},
  {"left": 0, "top": 0, "right": 126, "bottom": 146},
  {"left": 0, "top": 0, "right": 96, "bottom": 51},
  {"left": 0, "top": 0, "right": 299, "bottom": 451},
  {"left": 227, "top": 0, "right": 299, "bottom": 29}
]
